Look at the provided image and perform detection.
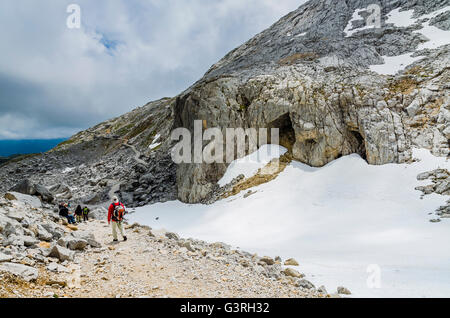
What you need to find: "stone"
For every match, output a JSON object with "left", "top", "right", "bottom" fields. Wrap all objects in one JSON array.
[
  {"left": 22, "top": 236, "right": 39, "bottom": 247},
  {"left": 72, "top": 231, "right": 102, "bottom": 248},
  {"left": 41, "top": 223, "right": 64, "bottom": 240},
  {"left": 297, "top": 279, "right": 315, "bottom": 290},
  {"left": 283, "top": 268, "right": 304, "bottom": 278},
  {"left": 9, "top": 180, "right": 54, "bottom": 203},
  {"left": 47, "top": 245, "right": 75, "bottom": 262},
  {"left": 165, "top": 232, "right": 180, "bottom": 241},
  {"left": 318, "top": 285, "right": 328, "bottom": 294},
  {"left": 36, "top": 225, "right": 53, "bottom": 242},
  {"left": 38, "top": 241, "right": 51, "bottom": 249},
  {"left": 0, "top": 252, "right": 13, "bottom": 263},
  {"left": 66, "top": 238, "right": 88, "bottom": 251},
  {"left": 66, "top": 225, "right": 78, "bottom": 231},
  {"left": 0, "top": 262, "right": 38, "bottom": 282},
  {"left": 4, "top": 193, "right": 17, "bottom": 201},
  {"left": 284, "top": 258, "right": 299, "bottom": 266},
  {"left": 337, "top": 286, "right": 352, "bottom": 295},
  {"left": 178, "top": 240, "right": 195, "bottom": 252},
  {"left": 259, "top": 256, "right": 275, "bottom": 266},
  {"left": 47, "top": 262, "right": 69, "bottom": 273}
]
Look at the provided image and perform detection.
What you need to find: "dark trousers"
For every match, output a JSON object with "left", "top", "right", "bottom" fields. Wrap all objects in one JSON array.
[{"left": 83, "top": 214, "right": 89, "bottom": 221}]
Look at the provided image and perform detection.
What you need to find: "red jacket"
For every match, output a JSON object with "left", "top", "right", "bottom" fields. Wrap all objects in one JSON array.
[{"left": 108, "top": 202, "right": 125, "bottom": 223}]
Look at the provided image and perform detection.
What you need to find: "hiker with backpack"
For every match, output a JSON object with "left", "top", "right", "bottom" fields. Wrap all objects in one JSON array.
[
  {"left": 75, "top": 205, "right": 83, "bottom": 223},
  {"left": 66, "top": 205, "right": 77, "bottom": 225},
  {"left": 83, "top": 206, "right": 90, "bottom": 222},
  {"left": 107, "top": 196, "right": 127, "bottom": 242}
]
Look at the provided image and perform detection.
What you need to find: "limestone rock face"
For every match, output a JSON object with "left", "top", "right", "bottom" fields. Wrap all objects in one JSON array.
[{"left": 173, "top": 0, "right": 450, "bottom": 203}]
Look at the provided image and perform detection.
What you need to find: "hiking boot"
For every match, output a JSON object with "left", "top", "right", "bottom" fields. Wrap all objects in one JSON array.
[
  {"left": 123, "top": 236, "right": 127, "bottom": 242},
  {"left": 113, "top": 239, "right": 118, "bottom": 242}
]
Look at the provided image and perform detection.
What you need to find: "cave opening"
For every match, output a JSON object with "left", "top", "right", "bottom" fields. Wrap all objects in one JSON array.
[
  {"left": 351, "top": 130, "right": 367, "bottom": 161},
  {"left": 268, "top": 113, "right": 296, "bottom": 153}
]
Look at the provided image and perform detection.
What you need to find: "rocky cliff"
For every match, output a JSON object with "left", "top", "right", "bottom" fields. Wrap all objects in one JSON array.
[
  {"left": 174, "top": 0, "right": 450, "bottom": 202},
  {"left": 0, "top": 0, "right": 449, "bottom": 205}
]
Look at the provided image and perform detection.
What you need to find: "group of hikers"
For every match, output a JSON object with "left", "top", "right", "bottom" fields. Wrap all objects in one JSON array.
[
  {"left": 58, "top": 196, "right": 128, "bottom": 243},
  {"left": 58, "top": 202, "right": 90, "bottom": 225}
]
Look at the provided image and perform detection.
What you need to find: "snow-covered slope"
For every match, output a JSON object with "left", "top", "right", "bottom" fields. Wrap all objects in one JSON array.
[
  {"left": 218, "top": 144, "right": 287, "bottom": 187},
  {"left": 129, "top": 146, "right": 450, "bottom": 298},
  {"left": 370, "top": 6, "right": 450, "bottom": 75}
]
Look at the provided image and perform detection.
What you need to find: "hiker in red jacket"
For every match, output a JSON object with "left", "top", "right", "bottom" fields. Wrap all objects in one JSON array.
[{"left": 108, "top": 196, "right": 127, "bottom": 242}]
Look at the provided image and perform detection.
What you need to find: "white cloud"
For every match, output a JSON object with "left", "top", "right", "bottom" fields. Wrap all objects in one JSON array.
[{"left": 0, "top": 0, "right": 304, "bottom": 139}]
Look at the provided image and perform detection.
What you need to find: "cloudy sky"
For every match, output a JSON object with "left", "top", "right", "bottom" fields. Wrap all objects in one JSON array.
[{"left": 0, "top": 0, "right": 306, "bottom": 140}]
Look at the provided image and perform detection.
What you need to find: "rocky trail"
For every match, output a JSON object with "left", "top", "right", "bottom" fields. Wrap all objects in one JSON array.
[{"left": 0, "top": 194, "right": 336, "bottom": 298}]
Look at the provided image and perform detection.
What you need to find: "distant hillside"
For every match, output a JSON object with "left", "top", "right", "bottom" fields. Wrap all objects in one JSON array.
[{"left": 0, "top": 139, "right": 66, "bottom": 157}]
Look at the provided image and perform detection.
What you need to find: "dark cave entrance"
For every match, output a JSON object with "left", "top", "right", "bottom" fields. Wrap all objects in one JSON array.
[
  {"left": 268, "top": 113, "right": 296, "bottom": 153},
  {"left": 351, "top": 130, "right": 367, "bottom": 161}
]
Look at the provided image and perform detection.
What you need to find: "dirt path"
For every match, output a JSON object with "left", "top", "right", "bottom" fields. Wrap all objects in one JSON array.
[{"left": 9, "top": 219, "right": 324, "bottom": 298}]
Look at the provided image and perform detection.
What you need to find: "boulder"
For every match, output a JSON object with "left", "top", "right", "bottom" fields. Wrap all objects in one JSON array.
[
  {"left": 41, "top": 223, "right": 65, "bottom": 240},
  {"left": 5, "top": 234, "right": 25, "bottom": 247},
  {"left": 10, "top": 179, "right": 36, "bottom": 196},
  {"left": 283, "top": 268, "right": 304, "bottom": 278},
  {"left": 0, "top": 262, "right": 38, "bottom": 282},
  {"left": 0, "top": 252, "right": 13, "bottom": 263},
  {"left": 22, "top": 236, "right": 39, "bottom": 247},
  {"left": 36, "top": 225, "right": 53, "bottom": 242},
  {"left": 9, "top": 180, "right": 54, "bottom": 203},
  {"left": 66, "top": 238, "right": 88, "bottom": 251},
  {"left": 259, "top": 256, "right": 275, "bottom": 266},
  {"left": 317, "top": 285, "right": 328, "bottom": 294},
  {"left": 337, "top": 286, "right": 352, "bottom": 295},
  {"left": 34, "top": 184, "right": 54, "bottom": 203},
  {"left": 72, "top": 231, "right": 102, "bottom": 248},
  {"left": 47, "top": 244, "right": 75, "bottom": 262},
  {"left": 284, "top": 258, "right": 299, "bottom": 266},
  {"left": 66, "top": 224, "right": 78, "bottom": 231},
  {"left": 165, "top": 232, "right": 180, "bottom": 241},
  {"left": 297, "top": 279, "right": 315, "bottom": 290},
  {"left": 82, "top": 192, "right": 103, "bottom": 205},
  {"left": 178, "top": 240, "right": 195, "bottom": 252},
  {"left": 2, "top": 219, "right": 24, "bottom": 237},
  {"left": 47, "top": 262, "right": 70, "bottom": 273}
]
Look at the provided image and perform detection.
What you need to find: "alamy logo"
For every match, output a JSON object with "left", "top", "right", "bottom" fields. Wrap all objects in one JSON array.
[
  {"left": 366, "top": 264, "right": 382, "bottom": 289},
  {"left": 171, "top": 120, "right": 280, "bottom": 166},
  {"left": 366, "top": 4, "right": 382, "bottom": 29},
  {"left": 66, "top": 4, "right": 81, "bottom": 29}
]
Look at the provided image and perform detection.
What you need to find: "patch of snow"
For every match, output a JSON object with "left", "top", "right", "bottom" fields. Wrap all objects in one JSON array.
[
  {"left": 149, "top": 134, "right": 162, "bottom": 150},
  {"left": 296, "top": 32, "right": 307, "bottom": 37},
  {"left": 370, "top": 6, "right": 450, "bottom": 75},
  {"left": 385, "top": 8, "right": 416, "bottom": 28},
  {"left": 369, "top": 53, "right": 421, "bottom": 75},
  {"left": 130, "top": 148, "right": 450, "bottom": 298},
  {"left": 218, "top": 144, "right": 287, "bottom": 187},
  {"left": 62, "top": 167, "right": 75, "bottom": 174}
]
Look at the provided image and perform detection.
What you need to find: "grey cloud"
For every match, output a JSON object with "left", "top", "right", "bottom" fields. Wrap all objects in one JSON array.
[{"left": 0, "top": 0, "right": 304, "bottom": 140}]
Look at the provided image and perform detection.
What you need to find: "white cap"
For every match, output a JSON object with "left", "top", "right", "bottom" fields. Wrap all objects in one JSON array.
[{"left": 113, "top": 196, "right": 119, "bottom": 203}]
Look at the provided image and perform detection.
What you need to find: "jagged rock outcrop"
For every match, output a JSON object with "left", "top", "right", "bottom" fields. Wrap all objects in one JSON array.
[{"left": 174, "top": 0, "right": 450, "bottom": 202}]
